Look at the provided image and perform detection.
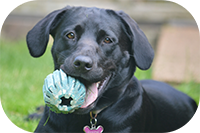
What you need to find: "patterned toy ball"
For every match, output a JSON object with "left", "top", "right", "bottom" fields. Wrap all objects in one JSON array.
[{"left": 42, "top": 69, "right": 86, "bottom": 113}]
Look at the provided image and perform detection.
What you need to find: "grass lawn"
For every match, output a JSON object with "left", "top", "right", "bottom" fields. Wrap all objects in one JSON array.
[{"left": 0, "top": 40, "right": 199, "bottom": 132}]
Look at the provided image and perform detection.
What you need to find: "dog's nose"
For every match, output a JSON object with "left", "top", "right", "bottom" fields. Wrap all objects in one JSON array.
[{"left": 73, "top": 56, "right": 93, "bottom": 72}]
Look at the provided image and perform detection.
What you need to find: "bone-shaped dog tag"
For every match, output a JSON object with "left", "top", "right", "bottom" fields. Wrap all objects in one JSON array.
[
  {"left": 83, "top": 114, "right": 104, "bottom": 133},
  {"left": 83, "top": 125, "right": 103, "bottom": 133}
]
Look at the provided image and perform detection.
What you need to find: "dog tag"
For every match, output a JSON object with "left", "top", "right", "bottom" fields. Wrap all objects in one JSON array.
[
  {"left": 83, "top": 125, "right": 103, "bottom": 133},
  {"left": 83, "top": 114, "right": 104, "bottom": 133}
]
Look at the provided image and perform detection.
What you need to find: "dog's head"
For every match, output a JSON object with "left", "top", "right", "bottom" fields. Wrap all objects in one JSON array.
[{"left": 26, "top": 6, "right": 154, "bottom": 114}]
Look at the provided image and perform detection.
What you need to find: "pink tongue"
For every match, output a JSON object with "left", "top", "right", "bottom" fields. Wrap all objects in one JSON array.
[{"left": 81, "top": 83, "right": 98, "bottom": 108}]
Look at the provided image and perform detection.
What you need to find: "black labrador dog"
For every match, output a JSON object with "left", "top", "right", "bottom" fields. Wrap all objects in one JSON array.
[{"left": 26, "top": 6, "right": 197, "bottom": 132}]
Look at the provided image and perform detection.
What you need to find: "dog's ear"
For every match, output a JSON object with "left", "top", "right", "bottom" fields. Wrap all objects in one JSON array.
[
  {"left": 116, "top": 11, "right": 154, "bottom": 70},
  {"left": 26, "top": 6, "right": 69, "bottom": 57}
]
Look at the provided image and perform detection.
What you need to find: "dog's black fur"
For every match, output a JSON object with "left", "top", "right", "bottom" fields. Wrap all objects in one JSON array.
[{"left": 26, "top": 6, "right": 197, "bottom": 132}]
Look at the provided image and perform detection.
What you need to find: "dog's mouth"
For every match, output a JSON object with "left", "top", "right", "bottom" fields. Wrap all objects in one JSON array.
[
  {"left": 78, "top": 75, "right": 112, "bottom": 108},
  {"left": 60, "top": 65, "right": 112, "bottom": 109}
]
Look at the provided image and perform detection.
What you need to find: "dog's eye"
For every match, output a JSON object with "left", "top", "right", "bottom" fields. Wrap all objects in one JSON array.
[
  {"left": 104, "top": 37, "right": 112, "bottom": 44},
  {"left": 66, "top": 32, "right": 75, "bottom": 39}
]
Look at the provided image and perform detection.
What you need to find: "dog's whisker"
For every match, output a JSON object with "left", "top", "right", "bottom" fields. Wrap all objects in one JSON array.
[{"left": 100, "top": 95, "right": 110, "bottom": 100}]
